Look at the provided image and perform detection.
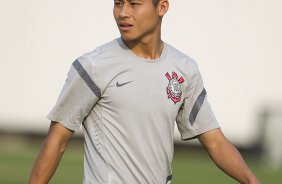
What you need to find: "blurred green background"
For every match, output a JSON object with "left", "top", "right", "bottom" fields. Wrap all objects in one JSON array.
[{"left": 0, "top": 134, "right": 281, "bottom": 184}]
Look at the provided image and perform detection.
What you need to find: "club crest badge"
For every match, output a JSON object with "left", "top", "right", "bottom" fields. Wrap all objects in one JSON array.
[{"left": 165, "top": 72, "right": 185, "bottom": 104}]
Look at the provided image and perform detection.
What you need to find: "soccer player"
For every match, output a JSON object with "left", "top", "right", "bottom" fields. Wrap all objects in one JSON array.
[{"left": 29, "top": 0, "right": 260, "bottom": 183}]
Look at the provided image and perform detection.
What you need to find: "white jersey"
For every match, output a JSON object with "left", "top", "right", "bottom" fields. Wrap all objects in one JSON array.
[{"left": 47, "top": 38, "right": 219, "bottom": 184}]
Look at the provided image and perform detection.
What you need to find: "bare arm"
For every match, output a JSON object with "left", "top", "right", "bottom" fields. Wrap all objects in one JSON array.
[
  {"left": 29, "top": 121, "right": 74, "bottom": 184},
  {"left": 198, "top": 128, "right": 260, "bottom": 184}
]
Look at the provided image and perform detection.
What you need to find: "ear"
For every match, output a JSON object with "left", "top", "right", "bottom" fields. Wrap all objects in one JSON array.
[{"left": 158, "top": 0, "right": 169, "bottom": 17}]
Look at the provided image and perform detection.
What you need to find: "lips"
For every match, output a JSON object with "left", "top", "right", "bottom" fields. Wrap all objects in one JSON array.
[{"left": 119, "top": 22, "right": 133, "bottom": 31}]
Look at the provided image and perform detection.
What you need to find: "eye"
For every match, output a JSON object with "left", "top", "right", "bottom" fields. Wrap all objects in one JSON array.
[
  {"left": 114, "top": 1, "right": 123, "bottom": 6},
  {"left": 130, "top": 2, "right": 141, "bottom": 7}
]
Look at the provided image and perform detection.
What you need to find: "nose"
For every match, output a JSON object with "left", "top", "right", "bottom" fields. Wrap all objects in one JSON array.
[{"left": 119, "top": 3, "right": 130, "bottom": 19}]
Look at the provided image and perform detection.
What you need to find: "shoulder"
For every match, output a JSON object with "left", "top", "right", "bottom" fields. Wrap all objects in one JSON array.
[
  {"left": 79, "top": 39, "right": 120, "bottom": 64},
  {"left": 73, "top": 38, "right": 124, "bottom": 75},
  {"left": 71, "top": 38, "right": 125, "bottom": 90},
  {"left": 165, "top": 43, "right": 200, "bottom": 74}
]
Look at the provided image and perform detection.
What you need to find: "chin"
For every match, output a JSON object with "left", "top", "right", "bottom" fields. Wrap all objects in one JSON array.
[
  {"left": 120, "top": 34, "right": 133, "bottom": 40},
  {"left": 120, "top": 34, "right": 143, "bottom": 45}
]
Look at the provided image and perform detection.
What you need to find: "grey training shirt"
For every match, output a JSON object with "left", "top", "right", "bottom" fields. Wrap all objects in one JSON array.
[{"left": 47, "top": 38, "right": 219, "bottom": 184}]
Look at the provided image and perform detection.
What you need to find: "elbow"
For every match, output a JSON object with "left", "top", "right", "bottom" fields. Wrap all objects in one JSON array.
[{"left": 198, "top": 128, "right": 229, "bottom": 152}]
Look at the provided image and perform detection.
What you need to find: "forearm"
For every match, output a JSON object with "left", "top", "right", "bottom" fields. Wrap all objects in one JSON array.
[
  {"left": 206, "top": 138, "right": 259, "bottom": 184},
  {"left": 29, "top": 138, "right": 66, "bottom": 183},
  {"left": 29, "top": 122, "right": 73, "bottom": 184},
  {"left": 199, "top": 129, "right": 260, "bottom": 184}
]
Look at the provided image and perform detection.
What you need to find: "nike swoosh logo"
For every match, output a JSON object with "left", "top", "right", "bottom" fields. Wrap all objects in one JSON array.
[{"left": 116, "top": 81, "right": 133, "bottom": 87}]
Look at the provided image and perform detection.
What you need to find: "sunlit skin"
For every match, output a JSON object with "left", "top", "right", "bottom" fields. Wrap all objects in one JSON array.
[{"left": 113, "top": 0, "right": 169, "bottom": 59}]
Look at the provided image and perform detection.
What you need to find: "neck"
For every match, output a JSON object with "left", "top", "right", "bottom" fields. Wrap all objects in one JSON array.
[{"left": 122, "top": 34, "right": 164, "bottom": 60}]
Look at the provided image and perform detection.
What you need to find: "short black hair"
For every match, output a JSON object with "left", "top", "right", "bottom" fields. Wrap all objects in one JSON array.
[{"left": 152, "top": 0, "right": 160, "bottom": 6}]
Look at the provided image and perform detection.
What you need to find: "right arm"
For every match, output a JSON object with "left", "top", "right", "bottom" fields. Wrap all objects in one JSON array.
[{"left": 29, "top": 121, "right": 74, "bottom": 184}]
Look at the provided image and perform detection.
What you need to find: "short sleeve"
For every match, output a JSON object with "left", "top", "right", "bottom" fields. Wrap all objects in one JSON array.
[
  {"left": 47, "top": 58, "right": 101, "bottom": 131},
  {"left": 176, "top": 65, "right": 219, "bottom": 140}
]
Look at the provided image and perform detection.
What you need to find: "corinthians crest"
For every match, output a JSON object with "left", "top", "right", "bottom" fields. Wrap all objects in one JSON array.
[{"left": 165, "top": 72, "right": 185, "bottom": 104}]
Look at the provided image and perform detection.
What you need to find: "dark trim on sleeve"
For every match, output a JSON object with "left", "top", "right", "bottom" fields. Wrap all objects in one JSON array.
[
  {"left": 189, "top": 88, "right": 207, "bottom": 126},
  {"left": 73, "top": 59, "right": 101, "bottom": 99},
  {"left": 166, "top": 175, "right": 172, "bottom": 183}
]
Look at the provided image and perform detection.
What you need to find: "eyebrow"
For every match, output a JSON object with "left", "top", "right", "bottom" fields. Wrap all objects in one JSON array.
[
  {"left": 116, "top": 0, "right": 142, "bottom": 2},
  {"left": 114, "top": 0, "right": 143, "bottom": 4}
]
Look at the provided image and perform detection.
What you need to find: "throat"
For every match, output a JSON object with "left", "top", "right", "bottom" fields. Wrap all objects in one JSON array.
[{"left": 124, "top": 39, "right": 164, "bottom": 60}]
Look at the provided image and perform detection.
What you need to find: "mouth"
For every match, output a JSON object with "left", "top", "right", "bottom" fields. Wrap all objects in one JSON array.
[{"left": 119, "top": 22, "right": 133, "bottom": 31}]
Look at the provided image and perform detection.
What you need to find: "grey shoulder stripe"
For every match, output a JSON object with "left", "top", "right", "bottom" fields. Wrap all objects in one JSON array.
[
  {"left": 72, "top": 59, "right": 101, "bottom": 99},
  {"left": 189, "top": 88, "right": 207, "bottom": 126}
]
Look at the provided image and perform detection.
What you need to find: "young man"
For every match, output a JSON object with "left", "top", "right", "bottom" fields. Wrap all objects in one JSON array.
[{"left": 29, "top": 0, "right": 260, "bottom": 183}]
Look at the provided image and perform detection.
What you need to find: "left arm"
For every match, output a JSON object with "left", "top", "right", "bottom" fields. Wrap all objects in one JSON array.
[{"left": 198, "top": 128, "right": 260, "bottom": 184}]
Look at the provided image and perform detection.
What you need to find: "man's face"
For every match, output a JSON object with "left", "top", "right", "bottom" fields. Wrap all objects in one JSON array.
[{"left": 113, "top": 0, "right": 161, "bottom": 43}]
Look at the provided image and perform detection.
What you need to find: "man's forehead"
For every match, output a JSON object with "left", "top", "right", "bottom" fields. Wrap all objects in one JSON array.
[{"left": 114, "top": 0, "right": 147, "bottom": 2}]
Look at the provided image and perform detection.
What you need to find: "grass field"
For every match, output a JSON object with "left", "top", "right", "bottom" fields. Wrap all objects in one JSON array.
[{"left": 0, "top": 135, "right": 281, "bottom": 184}]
